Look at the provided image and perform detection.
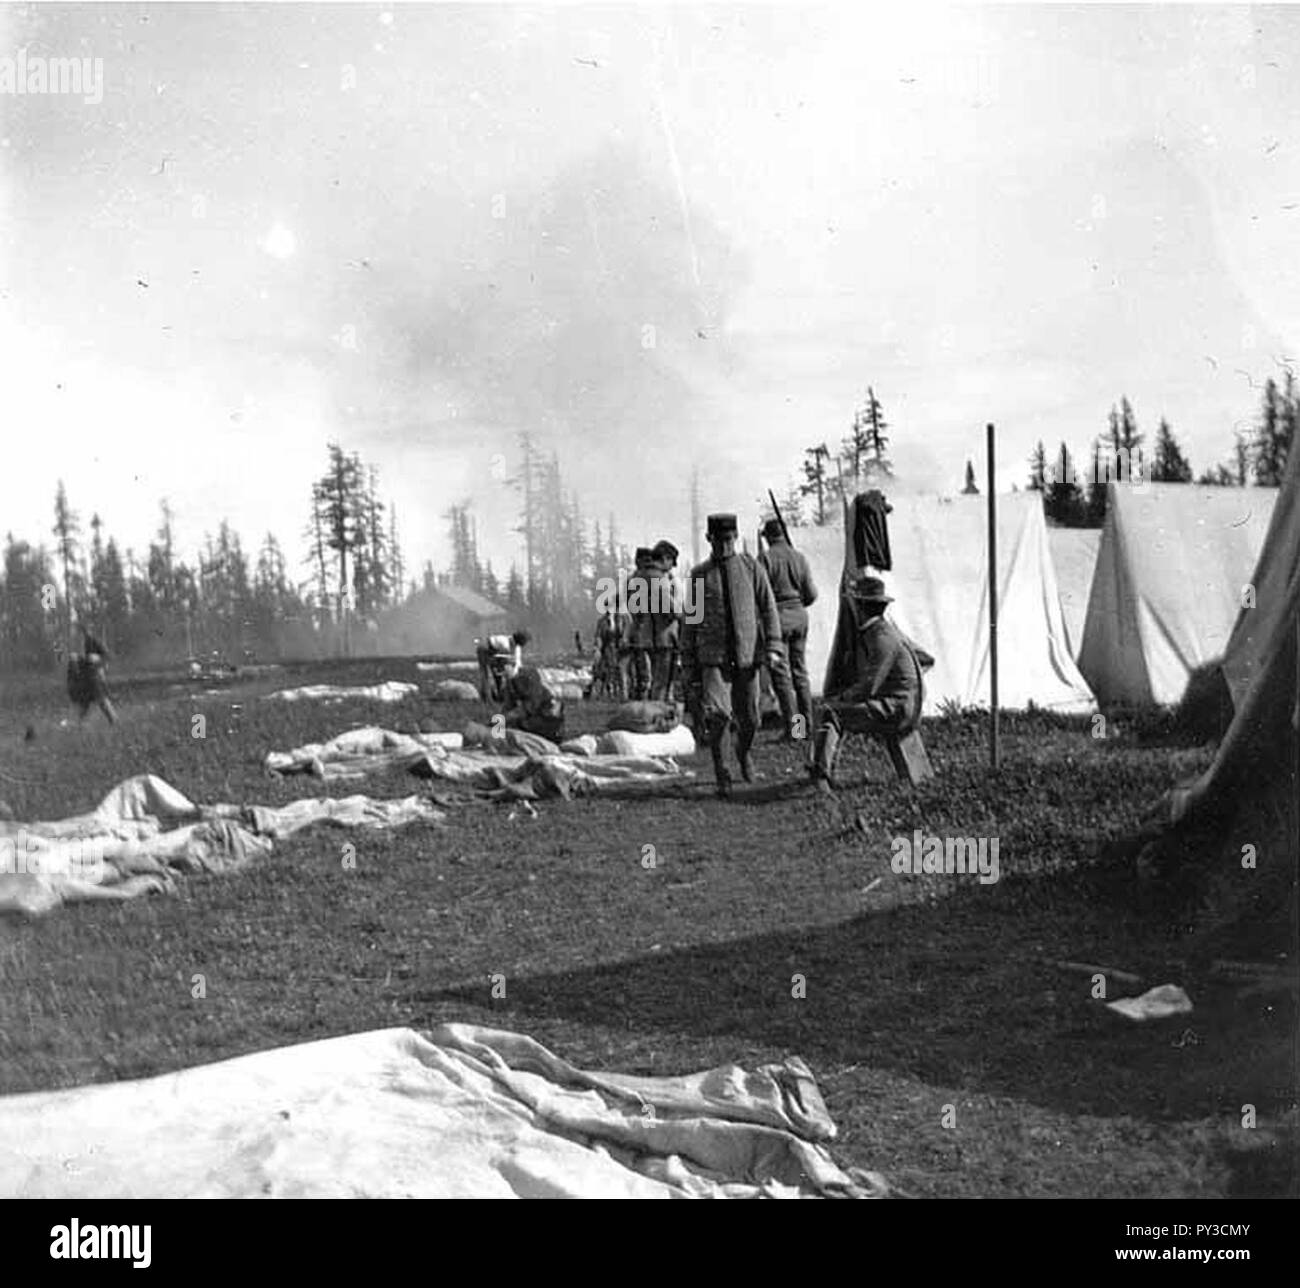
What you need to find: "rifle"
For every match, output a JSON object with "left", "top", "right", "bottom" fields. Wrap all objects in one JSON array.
[{"left": 768, "top": 489, "right": 793, "bottom": 547}]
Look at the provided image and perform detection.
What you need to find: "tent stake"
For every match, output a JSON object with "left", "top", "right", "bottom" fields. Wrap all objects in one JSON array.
[{"left": 987, "top": 423, "right": 1000, "bottom": 770}]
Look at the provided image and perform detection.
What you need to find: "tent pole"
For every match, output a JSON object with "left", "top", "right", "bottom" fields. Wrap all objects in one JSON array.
[{"left": 987, "top": 423, "right": 1000, "bottom": 770}]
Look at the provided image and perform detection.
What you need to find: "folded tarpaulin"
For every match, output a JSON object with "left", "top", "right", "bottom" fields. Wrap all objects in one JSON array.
[
  {"left": 0, "top": 1024, "right": 886, "bottom": 1198},
  {"left": 264, "top": 681, "right": 418, "bottom": 703},
  {"left": 0, "top": 775, "right": 444, "bottom": 917}
]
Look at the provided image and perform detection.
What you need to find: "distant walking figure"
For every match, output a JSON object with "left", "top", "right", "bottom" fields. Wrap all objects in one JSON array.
[{"left": 67, "top": 631, "right": 118, "bottom": 724}]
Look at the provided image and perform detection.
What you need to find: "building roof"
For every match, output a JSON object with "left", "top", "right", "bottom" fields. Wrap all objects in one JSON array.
[{"left": 433, "top": 582, "right": 509, "bottom": 619}]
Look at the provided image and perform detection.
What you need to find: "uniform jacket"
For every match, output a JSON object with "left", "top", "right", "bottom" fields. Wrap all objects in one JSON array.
[
  {"left": 650, "top": 565, "right": 682, "bottom": 649},
  {"left": 758, "top": 538, "right": 818, "bottom": 635},
  {"left": 835, "top": 616, "right": 921, "bottom": 716},
  {"left": 680, "top": 552, "right": 783, "bottom": 670},
  {"left": 624, "top": 562, "right": 656, "bottom": 649}
]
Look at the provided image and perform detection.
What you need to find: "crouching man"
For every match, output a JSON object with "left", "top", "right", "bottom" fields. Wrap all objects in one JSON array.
[
  {"left": 502, "top": 665, "right": 566, "bottom": 742},
  {"left": 680, "top": 513, "right": 784, "bottom": 797},
  {"left": 477, "top": 629, "right": 529, "bottom": 703},
  {"left": 810, "top": 575, "right": 930, "bottom": 787}
]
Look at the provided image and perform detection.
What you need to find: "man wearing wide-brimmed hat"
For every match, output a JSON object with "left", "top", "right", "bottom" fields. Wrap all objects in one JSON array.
[
  {"left": 680, "top": 513, "right": 784, "bottom": 796},
  {"left": 810, "top": 573, "right": 929, "bottom": 787}
]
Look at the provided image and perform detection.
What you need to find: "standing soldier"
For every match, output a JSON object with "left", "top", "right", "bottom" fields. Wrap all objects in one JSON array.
[
  {"left": 649, "top": 539, "right": 682, "bottom": 702},
  {"left": 592, "top": 605, "right": 625, "bottom": 700},
  {"left": 623, "top": 547, "right": 656, "bottom": 701},
  {"left": 680, "top": 514, "right": 784, "bottom": 796},
  {"left": 758, "top": 517, "right": 818, "bottom": 741}
]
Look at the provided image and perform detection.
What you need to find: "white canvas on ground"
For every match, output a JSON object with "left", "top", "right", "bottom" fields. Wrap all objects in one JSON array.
[
  {"left": 1078, "top": 483, "right": 1277, "bottom": 707},
  {"left": 0, "top": 1024, "right": 886, "bottom": 1198},
  {"left": 797, "top": 492, "right": 1094, "bottom": 714}
]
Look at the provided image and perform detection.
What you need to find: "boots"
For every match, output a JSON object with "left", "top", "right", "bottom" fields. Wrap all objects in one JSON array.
[
  {"left": 711, "top": 742, "right": 733, "bottom": 797},
  {"left": 811, "top": 719, "right": 840, "bottom": 785},
  {"left": 736, "top": 729, "right": 757, "bottom": 783}
]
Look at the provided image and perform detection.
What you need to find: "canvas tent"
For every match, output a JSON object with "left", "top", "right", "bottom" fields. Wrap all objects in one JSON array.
[
  {"left": 794, "top": 491, "right": 1094, "bottom": 715},
  {"left": 1077, "top": 484, "right": 1277, "bottom": 707},
  {"left": 1047, "top": 527, "right": 1101, "bottom": 658},
  {"left": 1145, "top": 448, "right": 1299, "bottom": 938}
]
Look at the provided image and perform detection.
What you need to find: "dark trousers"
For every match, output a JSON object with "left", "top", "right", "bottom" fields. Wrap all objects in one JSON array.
[
  {"left": 772, "top": 625, "right": 812, "bottom": 736},
  {"left": 812, "top": 698, "right": 910, "bottom": 779},
  {"left": 627, "top": 648, "right": 652, "bottom": 700},
  {"left": 649, "top": 647, "right": 677, "bottom": 701},
  {"left": 700, "top": 664, "right": 760, "bottom": 762},
  {"left": 477, "top": 646, "right": 508, "bottom": 702}
]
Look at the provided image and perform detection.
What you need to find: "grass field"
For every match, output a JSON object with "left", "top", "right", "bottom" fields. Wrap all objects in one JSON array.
[{"left": 0, "top": 657, "right": 1294, "bottom": 1198}]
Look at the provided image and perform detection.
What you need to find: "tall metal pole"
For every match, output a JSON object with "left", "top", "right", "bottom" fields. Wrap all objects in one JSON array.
[{"left": 987, "top": 423, "right": 1000, "bottom": 770}]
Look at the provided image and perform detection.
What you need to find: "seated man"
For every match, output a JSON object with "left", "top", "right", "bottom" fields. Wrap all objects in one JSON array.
[
  {"left": 477, "top": 628, "right": 529, "bottom": 702},
  {"left": 502, "top": 664, "right": 566, "bottom": 742},
  {"left": 810, "top": 575, "right": 930, "bottom": 785}
]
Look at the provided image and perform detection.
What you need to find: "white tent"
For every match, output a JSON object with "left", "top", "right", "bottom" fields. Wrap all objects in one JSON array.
[
  {"left": 1047, "top": 527, "right": 1101, "bottom": 658},
  {"left": 795, "top": 492, "right": 1094, "bottom": 715},
  {"left": 1149, "top": 447, "right": 1298, "bottom": 911},
  {"left": 1077, "top": 484, "right": 1277, "bottom": 707}
]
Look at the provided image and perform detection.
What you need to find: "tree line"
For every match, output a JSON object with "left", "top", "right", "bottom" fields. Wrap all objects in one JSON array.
[
  {"left": 1028, "top": 376, "right": 1295, "bottom": 527},
  {"left": 770, "top": 377, "right": 1293, "bottom": 530},
  {"left": 1, "top": 435, "right": 645, "bottom": 674}
]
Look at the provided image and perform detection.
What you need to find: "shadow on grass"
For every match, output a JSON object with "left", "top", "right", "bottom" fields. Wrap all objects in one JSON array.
[{"left": 431, "top": 866, "right": 1295, "bottom": 1138}]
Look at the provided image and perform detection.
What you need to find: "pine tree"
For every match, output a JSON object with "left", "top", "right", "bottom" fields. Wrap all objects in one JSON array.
[
  {"left": 0, "top": 534, "right": 57, "bottom": 671},
  {"left": 1254, "top": 376, "right": 1291, "bottom": 485},
  {"left": 1027, "top": 441, "right": 1047, "bottom": 492},
  {"left": 962, "top": 460, "right": 979, "bottom": 494},
  {"left": 51, "top": 481, "right": 81, "bottom": 652},
  {"left": 1234, "top": 431, "right": 1251, "bottom": 487},
  {"left": 1045, "top": 443, "right": 1084, "bottom": 526},
  {"left": 311, "top": 444, "right": 367, "bottom": 653},
  {"left": 1088, "top": 439, "right": 1109, "bottom": 525},
  {"left": 800, "top": 444, "right": 831, "bottom": 525},
  {"left": 1151, "top": 418, "right": 1193, "bottom": 482}
]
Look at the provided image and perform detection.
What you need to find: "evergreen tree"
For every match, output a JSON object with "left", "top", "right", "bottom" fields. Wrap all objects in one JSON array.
[
  {"left": 1045, "top": 442, "right": 1084, "bottom": 526},
  {"left": 51, "top": 480, "right": 81, "bottom": 651},
  {"left": 1151, "top": 418, "right": 1193, "bottom": 482},
  {"left": 0, "top": 534, "right": 56, "bottom": 671},
  {"left": 1254, "top": 376, "right": 1292, "bottom": 485},
  {"left": 800, "top": 443, "right": 831, "bottom": 525},
  {"left": 1027, "top": 441, "right": 1047, "bottom": 492},
  {"left": 1085, "top": 437, "right": 1109, "bottom": 526},
  {"left": 961, "top": 460, "right": 979, "bottom": 495}
]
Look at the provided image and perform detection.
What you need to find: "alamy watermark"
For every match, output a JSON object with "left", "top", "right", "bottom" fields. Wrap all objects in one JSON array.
[
  {"left": 594, "top": 576, "right": 702, "bottom": 624},
  {"left": 891, "top": 830, "right": 1000, "bottom": 884},
  {"left": 0, "top": 833, "right": 105, "bottom": 883},
  {"left": 1044, "top": 446, "right": 1149, "bottom": 493},
  {"left": 1, "top": 48, "right": 104, "bottom": 105}
]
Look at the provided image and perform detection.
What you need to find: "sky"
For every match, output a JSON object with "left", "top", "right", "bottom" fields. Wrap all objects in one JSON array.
[{"left": 3, "top": 2, "right": 1299, "bottom": 584}]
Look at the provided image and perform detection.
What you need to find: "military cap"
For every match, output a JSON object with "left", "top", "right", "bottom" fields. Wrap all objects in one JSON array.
[{"left": 706, "top": 513, "right": 738, "bottom": 537}]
